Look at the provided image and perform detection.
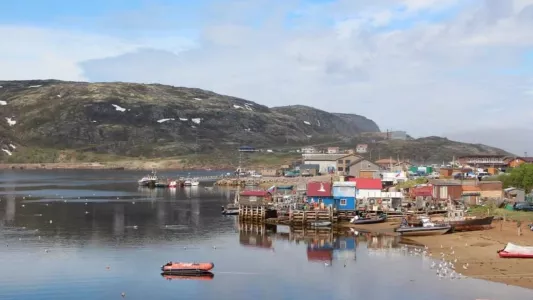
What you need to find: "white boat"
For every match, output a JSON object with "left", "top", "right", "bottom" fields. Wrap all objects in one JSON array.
[
  {"left": 395, "top": 216, "right": 451, "bottom": 236},
  {"left": 138, "top": 171, "right": 158, "bottom": 186},
  {"left": 183, "top": 178, "right": 199, "bottom": 186},
  {"left": 168, "top": 180, "right": 178, "bottom": 188},
  {"left": 498, "top": 243, "right": 533, "bottom": 258}
]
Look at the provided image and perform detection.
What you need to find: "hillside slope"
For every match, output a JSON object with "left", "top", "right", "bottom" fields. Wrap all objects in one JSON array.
[{"left": 0, "top": 80, "right": 379, "bottom": 159}]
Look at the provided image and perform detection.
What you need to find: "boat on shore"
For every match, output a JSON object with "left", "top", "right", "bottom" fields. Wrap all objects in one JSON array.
[
  {"left": 161, "top": 262, "right": 214, "bottom": 274},
  {"left": 350, "top": 214, "right": 387, "bottom": 224},
  {"left": 395, "top": 216, "right": 451, "bottom": 236},
  {"left": 498, "top": 243, "right": 533, "bottom": 258}
]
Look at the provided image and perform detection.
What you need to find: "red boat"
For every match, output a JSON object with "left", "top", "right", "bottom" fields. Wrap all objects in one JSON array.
[
  {"left": 497, "top": 243, "right": 533, "bottom": 258},
  {"left": 161, "top": 262, "right": 215, "bottom": 274}
]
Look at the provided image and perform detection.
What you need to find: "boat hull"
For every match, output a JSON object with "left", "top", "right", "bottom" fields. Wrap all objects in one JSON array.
[
  {"left": 161, "top": 262, "right": 214, "bottom": 274},
  {"left": 449, "top": 216, "right": 494, "bottom": 232},
  {"left": 351, "top": 216, "right": 387, "bottom": 224},
  {"left": 497, "top": 243, "right": 533, "bottom": 258},
  {"left": 396, "top": 226, "right": 451, "bottom": 236},
  {"left": 161, "top": 272, "right": 214, "bottom": 280}
]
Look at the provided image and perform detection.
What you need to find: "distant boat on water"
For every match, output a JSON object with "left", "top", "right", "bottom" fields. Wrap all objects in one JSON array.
[
  {"left": 184, "top": 178, "right": 199, "bottom": 186},
  {"left": 138, "top": 171, "right": 158, "bottom": 187}
]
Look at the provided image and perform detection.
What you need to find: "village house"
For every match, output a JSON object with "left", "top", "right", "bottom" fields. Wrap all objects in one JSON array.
[
  {"left": 306, "top": 181, "right": 334, "bottom": 207},
  {"left": 238, "top": 190, "right": 272, "bottom": 206},
  {"left": 457, "top": 155, "right": 507, "bottom": 168},
  {"left": 327, "top": 147, "right": 340, "bottom": 154},
  {"left": 356, "top": 144, "right": 368, "bottom": 153},
  {"left": 507, "top": 157, "right": 533, "bottom": 168},
  {"left": 461, "top": 185, "right": 481, "bottom": 205},
  {"left": 302, "top": 153, "right": 346, "bottom": 174},
  {"left": 335, "top": 154, "right": 364, "bottom": 175},
  {"left": 301, "top": 146, "right": 317, "bottom": 154},
  {"left": 478, "top": 181, "right": 503, "bottom": 200},
  {"left": 259, "top": 168, "right": 279, "bottom": 177},
  {"left": 430, "top": 180, "right": 462, "bottom": 200},
  {"left": 375, "top": 158, "right": 398, "bottom": 169},
  {"left": 348, "top": 178, "right": 382, "bottom": 199},
  {"left": 300, "top": 164, "right": 320, "bottom": 176},
  {"left": 346, "top": 158, "right": 381, "bottom": 178},
  {"left": 332, "top": 181, "right": 357, "bottom": 211}
]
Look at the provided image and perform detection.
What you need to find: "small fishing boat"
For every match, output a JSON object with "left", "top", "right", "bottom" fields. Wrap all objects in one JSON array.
[
  {"left": 221, "top": 204, "right": 239, "bottom": 215},
  {"left": 309, "top": 221, "right": 332, "bottom": 228},
  {"left": 161, "top": 262, "right": 215, "bottom": 274},
  {"left": 168, "top": 180, "right": 178, "bottom": 188},
  {"left": 161, "top": 273, "right": 214, "bottom": 281},
  {"left": 350, "top": 214, "right": 387, "bottom": 224},
  {"left": 155, "top": 181, "right": 169, "bottom": 188},
  {"left": 184, "top": 178, "right": 200, "bottom": 186},
  {"left": 497, "top": 243, "right": 533, "bottom": 258},
  {"left": 395, "top": 217, "right": 451, "bottom": 236},
  {"left": 138, "top": 171, "right": 158, "bottom": 187}
]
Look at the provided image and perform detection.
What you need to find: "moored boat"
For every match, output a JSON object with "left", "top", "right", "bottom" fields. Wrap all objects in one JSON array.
[
  {"left": 168, "top": 180, "right": 178, "bottom": 188},
  {"left": 138, "top": 171, "right": 158, "bottom": 187},
  {"left": 447, "top": 216, "right": 494, "bottom": 231},
  {"left": 497, "top": 243, "right": 533, "bottom": 258},
  {"left": 221, "top": 204, "right": 239, "bottom": 215},
  {"left": 350, "top": 214, "right": 387, "bottom": 224},
  {"left": 162, "top": 273, "right": 214, "bottom": 280},
  {"left": 161, "top": 262, "right": 215, "bottom": 274},
  {"left": 184, "top": 177, "right": 200, "bottom": 186}
]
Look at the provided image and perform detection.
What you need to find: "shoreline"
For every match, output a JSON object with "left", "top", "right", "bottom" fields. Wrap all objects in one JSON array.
[
  {"left": 351, "top": 220, "right": 533, "bottom": 290},
  {"left": 0, "top": 162, "right": 235, "bottom": 171}
]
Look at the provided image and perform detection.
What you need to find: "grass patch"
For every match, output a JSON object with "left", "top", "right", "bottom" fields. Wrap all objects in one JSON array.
[{"left": 469, "top": 205, "right": 533, "bottom": 222}]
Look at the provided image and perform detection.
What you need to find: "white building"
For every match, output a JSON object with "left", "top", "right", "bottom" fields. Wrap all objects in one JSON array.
[
  {"left": 301, "top": 146, "right": 317, "bottom": 154},
  {"left": 302, "top": 153, "right": 346, "bottom": 174},
  {"left": 327, "top": 147, "right": 340, "bottom": 154}
]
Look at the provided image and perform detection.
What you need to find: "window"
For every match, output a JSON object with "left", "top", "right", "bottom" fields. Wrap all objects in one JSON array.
[
  {"left": 338, "top": 160, "right": 343, "bottom": 164},
  {"left": 345, "top": 160, "right": 351, "bottom": 164},
  {"left": 338, "top": 167, "right": 344, "bottom": 171},
  {"left": 340, "top": 199, "right": 347, "bottom": 206},
  {"left": 318, "top": 198, "right": 323, "bottom": 203}
]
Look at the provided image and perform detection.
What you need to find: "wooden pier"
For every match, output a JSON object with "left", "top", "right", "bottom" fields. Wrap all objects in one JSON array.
[
  {"left": 238, "top": 205, "right": 277, "bottom": 223},
  {"left": 289, "top": 209, "right": 337, "bottom": 225}
]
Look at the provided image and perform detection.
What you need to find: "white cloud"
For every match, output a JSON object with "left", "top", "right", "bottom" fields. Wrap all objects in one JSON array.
[{"left": 1, "top": 0, "right": 533, "bottom": 141}]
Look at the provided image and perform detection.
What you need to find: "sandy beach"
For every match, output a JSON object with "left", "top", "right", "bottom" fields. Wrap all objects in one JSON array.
[{"left": 338, "top": 220, "right": 533, "bottom": 289}]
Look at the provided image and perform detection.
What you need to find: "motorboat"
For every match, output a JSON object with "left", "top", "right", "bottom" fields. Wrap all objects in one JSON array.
[
  {"left": 138, "top": 171, "right": 158, "bottom": 187},
  {"left": 184, "top": 178, "right": 200, "bottom": 186},
  {"left": 350, "top": 214, "right": 387, "bottom": 224},
  {"left": 161, "top": 262, "right": 215, "bottom": 274},
  {"left": 168, "top": 180, "right": 178, "bottom": 188},
  {"left": 498, "top": 243, "right": 533, "bottom": 258},
  {"left": 221, "top": 204, "right": 239, "bottom": 215},
  {"left": 395, "top": 216, "right": 451, "bottom": 236}
]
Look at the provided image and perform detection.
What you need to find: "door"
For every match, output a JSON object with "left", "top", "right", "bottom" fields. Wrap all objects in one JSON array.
[{"left": 359, "top": 170, "right": 374, "bottom": 178}]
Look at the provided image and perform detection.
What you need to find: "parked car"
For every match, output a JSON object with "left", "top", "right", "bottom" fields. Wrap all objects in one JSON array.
[
  {"left": 513, "top": 202, "right": 533, "bottom": 212},
  {"left": 427, "top": 172, "right": 440, "bottom": 179}
]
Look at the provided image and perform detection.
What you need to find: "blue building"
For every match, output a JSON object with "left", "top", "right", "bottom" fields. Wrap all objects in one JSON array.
[
  {"left": 306, "top": 181, "right": 334, "bottom": 207},
  {"left": 332, "top": 181, "right": 356, "bottom": 211}
]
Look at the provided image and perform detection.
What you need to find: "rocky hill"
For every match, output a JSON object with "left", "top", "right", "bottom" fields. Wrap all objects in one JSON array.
[
  {"left": 0, "top": 80, "right": 512, "bottom": 164},
  {"left": 0, "top": 80, "right": 380, "bottom": 160}
]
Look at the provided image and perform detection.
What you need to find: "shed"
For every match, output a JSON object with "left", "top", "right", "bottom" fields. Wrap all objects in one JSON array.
[
  {"left": 332, "top": 181, "right": 356, "bottom": 211},
  {"left": 306, "top": 181, "right": 334, "bottom": 207},
  {"left": 347, "top": 158, "right": 380, "bottom": 178},
  {"left": 300, "top": 164, "right": 320, "bottom": 176},
  {"left": 348, "top": 178, "right": 382, "bottom": 199},
  {"left": 479, "top": 181, "right": 503, "bottom": 199},
  {"left": 239, "top": 190, "right": 272, "bottom": 206},
  {"left": 461, "top": 186, "right": 481, "bottom": 205},
  {"left": 431, "top": 181, "right": 462, "bottom": 200}
]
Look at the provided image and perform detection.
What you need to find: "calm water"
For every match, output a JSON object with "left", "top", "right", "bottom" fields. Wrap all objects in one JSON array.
[{"left": 0, "top": 170, "right": 531, "bottom": 300}]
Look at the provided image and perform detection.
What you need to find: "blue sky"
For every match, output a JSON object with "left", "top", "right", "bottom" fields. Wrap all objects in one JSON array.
[{"left": 1, "top": 0, "right": 533, "bottom": 152}]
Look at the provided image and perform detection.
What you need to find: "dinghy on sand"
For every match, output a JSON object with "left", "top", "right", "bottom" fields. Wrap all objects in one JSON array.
[{"left": 497, "top": 243, "right": 533, "bottom": 258}]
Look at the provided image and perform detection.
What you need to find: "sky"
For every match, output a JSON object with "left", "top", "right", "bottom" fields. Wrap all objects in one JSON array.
[{"left": 1, "top": 0, "right": 533, "bottom": 152}]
